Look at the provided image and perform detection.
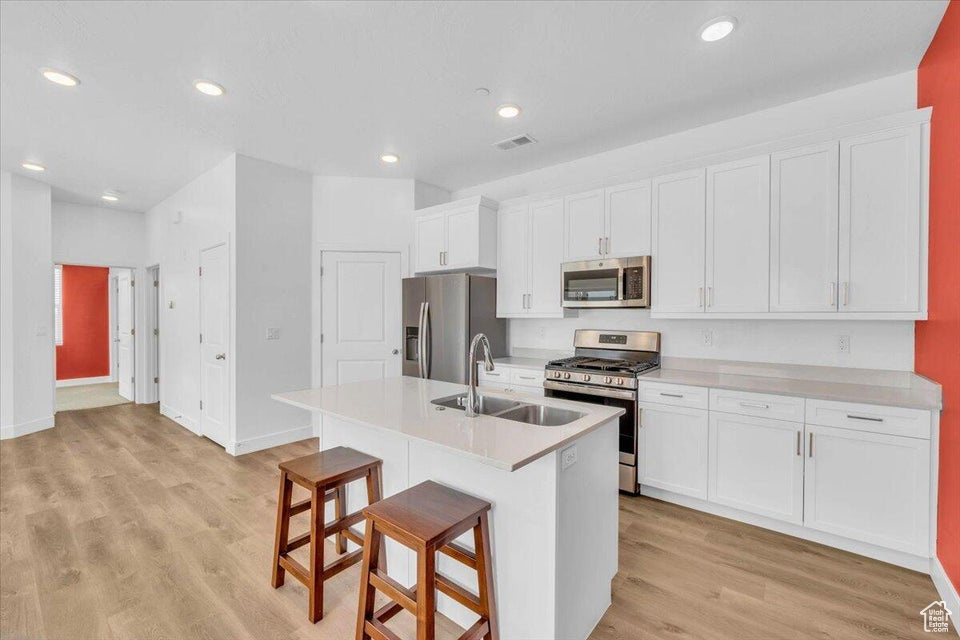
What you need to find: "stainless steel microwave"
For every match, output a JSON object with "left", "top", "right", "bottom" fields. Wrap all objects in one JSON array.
[{"left": 561, "top": 256, "right": 651, "bottom": 308}]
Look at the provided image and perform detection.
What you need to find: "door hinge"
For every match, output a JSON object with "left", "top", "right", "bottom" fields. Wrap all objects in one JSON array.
[
  {"left": 131, "top": 328, "right": 135, "bottom": 336},
  {"left": 200, "top": 400, "right": 203, "bottom": 410},
  {"left": 320, "top": 333, "right": 324, "bottom": 343},
  {"left": 153, "top": 328, "right": 159, "bottom": 336},
  {"left": 200, "top": 333, "right": 203, "bottom": 343},
  {"left": 154, "top": 280, "right": 159, "bottom": 287},
  {"left": 154, "top": 376, "right": 159, "bottom": 383},
  {"left": 131, "top": 376, "right": 135, "bottom": 383},
  {"left": 319, "top": 266, "right": 324, "bottom": 277},
  {"left": 131, "top": 280, "right": 135, "bottom": 287},
  {"left": 199, "top": 266, "right": 202, "bottom": 276}
]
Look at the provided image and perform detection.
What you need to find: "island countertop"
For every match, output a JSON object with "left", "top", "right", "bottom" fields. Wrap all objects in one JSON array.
[{"left": 272, "top": 376, "right": 624, "bottom": 471}]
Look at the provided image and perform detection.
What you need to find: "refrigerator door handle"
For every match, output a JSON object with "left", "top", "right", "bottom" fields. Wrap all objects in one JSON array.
[
  {"left": 422, "top": 302, "right": 432, "bottom": 378},
  {"left": 417, "top": 302, "right": 427, "bottom": 377}
]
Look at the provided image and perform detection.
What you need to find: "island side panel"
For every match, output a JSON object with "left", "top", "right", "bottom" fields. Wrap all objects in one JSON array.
[
  {"left": 555, "top": 419, "right": 620, "bottom": 639},
  {"left": 408, "top": 441, "right": 560, "bottom": 639}
]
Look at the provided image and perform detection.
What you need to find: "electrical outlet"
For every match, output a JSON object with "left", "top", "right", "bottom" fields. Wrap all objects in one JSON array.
[
  {"left": 266, "top": 327, "right": 281, "bottom": 341},
  {"left": 561, "top": 445, "right": 578, "bottom": 470},
  {"left": 701, "top": 329, "right": 714, "bottom": 347},
  {"left": 838, "top": 335, "right": 851, "bottom": 354}
]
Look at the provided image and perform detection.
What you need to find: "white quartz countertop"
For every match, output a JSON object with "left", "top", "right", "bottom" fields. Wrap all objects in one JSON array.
[
  {"left": 272, "top": 377, "right": 624, "bottom": 471},
  {"left": 643, "top": 367, "right": 942, "bottom": 410}
]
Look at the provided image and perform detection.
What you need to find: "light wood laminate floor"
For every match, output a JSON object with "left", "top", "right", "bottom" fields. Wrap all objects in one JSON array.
[{"left": 0, "top": 403, "right": 948, "bottom": 639}]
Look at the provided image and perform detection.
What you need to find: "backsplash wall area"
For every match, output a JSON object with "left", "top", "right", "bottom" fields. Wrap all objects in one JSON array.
[{"left": 507, "top": 313, "right": 914, "bottom": 371}]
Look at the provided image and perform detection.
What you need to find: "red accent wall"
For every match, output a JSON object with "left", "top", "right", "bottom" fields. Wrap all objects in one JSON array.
[
  {"left": 916, "top": 0, "right": 960, "bottom": 592},
  {"left": 56, "top": 265, "right": 111, "bottom": 380}
]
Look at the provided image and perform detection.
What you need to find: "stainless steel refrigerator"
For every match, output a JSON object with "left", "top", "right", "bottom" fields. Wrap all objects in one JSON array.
[{"left": 402, "top": 274, "right": 506, "bottom": 384}]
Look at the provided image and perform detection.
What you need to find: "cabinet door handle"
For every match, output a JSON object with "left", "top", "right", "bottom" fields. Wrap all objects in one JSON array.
[
  {"left": 598, "top": 237, "right": 603, "bottom": 255},
  {"left": 605, "top": 237, "right": 610, "bottom": 254},
  {"left": 707, "top": 286, "right": 714, "bottom": 307},
  {"left": 828, "top": 282, "right": 836, "bottom": 307},
  {"left": 739, "top": 401, "right": 769, "bottom": 409},
  {"left": 809, "top": 432, "right": 814, "bottom": 458},
  {"left": 840, "top": 281, "right": 849, "bottom": 306},
  {"left": 796, "top": 430, "right": 801, "bottom": 456},
  {"left": 660, "top": 392, "right": 684, "bottom": 398},
  {"left": 698, "top": 287, "right": 704, "bottom": 308},
  {"left": 846, "top": 414, "right": 883, "bottom": 422},
  {"left": 518, "top": 375, "right": 537, "bottom": 380}
]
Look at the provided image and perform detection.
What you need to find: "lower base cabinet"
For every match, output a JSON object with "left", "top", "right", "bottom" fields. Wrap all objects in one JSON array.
[
  {"left": 803, "top": 423, "right": 930, "bottom": 555},
  {"left": 638, "top": 404, "right": 708, "bottom": 499},
  {"left": 709, "top": 413, "right": 804, "bottom": 524}
]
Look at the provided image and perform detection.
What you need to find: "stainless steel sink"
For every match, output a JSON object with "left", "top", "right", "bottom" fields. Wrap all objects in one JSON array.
[
  {"left": 495, "top": 404, "right": 587, "bottom": 427},
  {"left": 431, "top": 393, "right": 585, "bottom": 426}
]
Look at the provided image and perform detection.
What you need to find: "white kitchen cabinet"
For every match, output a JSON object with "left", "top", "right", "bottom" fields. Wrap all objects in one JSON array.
[
  {"left": 709, "top": 413, "right": 804, "bottom": 524},
  {"left": 638, "top": 403, "right": 709, "bottom": 499},
  {"left": 477, "top": 364, "right": 545, "bottom": 396},
  {"left": 839, "top": 126, "right": 922, "bottom": 313},
  {"left": 497, "top": 198, "right": 567, "bottom": 318},
  {"left": 803, "top": 423, "right": 930, "bottom": 555},
  {"left": 651, "top": 169, "right": 706, "bottom": 313},
  {"left": 605, "top": 181, "right": 652, "bottom": 258},
  {"left": 705, "top": 155, "right": 770, "bottom": 313},
  {"left": 414, "top": 196, "right": 498, "bottom": 274},
  {"left": 563, "top": 189, "right": 606, "bottom": 261}
]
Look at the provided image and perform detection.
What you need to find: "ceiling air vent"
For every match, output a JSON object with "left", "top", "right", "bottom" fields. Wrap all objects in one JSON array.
[{"left": 493, "top": 134, "right": 537, "bottom": 151}]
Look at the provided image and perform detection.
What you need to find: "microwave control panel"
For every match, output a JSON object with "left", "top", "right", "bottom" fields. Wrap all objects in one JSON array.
[{"left": 623, "top": 266, "right": 646, "bottom": 299}]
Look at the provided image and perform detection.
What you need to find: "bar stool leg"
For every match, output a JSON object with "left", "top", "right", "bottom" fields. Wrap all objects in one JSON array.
[
  {"left": 416, "top": 546, "right": 437, "bottom": 640},
  {"left": 356, "top": 518, "right": 381, "bottom": 640},
  {"left": 308, "top": 486, "right": 325, "bottom": 623},
  {"left": 366, "top": 465, "right": 387, "bottom": 570},
  {"left": 271, "top": 471, "right": 293, "bottom": 588},
  {"left": 475, "top": 512, "right": 499, "bottom": 640},
  {"left": 334, "top": 485, "right": 348, "bottom": 554}
]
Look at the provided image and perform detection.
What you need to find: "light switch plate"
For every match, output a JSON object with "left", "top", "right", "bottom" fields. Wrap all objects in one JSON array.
[{"left": 266, "top": 327, "right": 280, "bottom": 341}]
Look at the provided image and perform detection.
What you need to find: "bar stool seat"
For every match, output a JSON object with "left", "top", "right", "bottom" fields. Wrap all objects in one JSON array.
[
  {"left": 356, "top": 480, "right": 498, "bottom": 640},
  {"left": 272, "top": 447, "right": 383, "bottom": 623}
]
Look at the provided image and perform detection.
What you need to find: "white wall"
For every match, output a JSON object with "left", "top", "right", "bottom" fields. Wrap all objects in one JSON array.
[
  {"left": 453, "top": 71, "right": 919, "bottom": 371},
  {"left": 145, "top": 155, "right": 236, "bottom": 434},
  {"left": 0, "top": 172, "right": 55, "bottom": 438},
  {"left": 51, "top": 202, "right": 146, "bottom": 267},
  {"left": 233, "top": 155, "right": 312, "bottom": 452}
]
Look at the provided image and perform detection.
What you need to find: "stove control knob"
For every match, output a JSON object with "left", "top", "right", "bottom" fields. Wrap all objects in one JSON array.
[
  {"left": 582, "top": 374, "right": 591, "bottom": 382},
  {"left": 563, "top": 372, "right": 571, "bottom": 380},
  {"left": 604, "top": 376, "right": 612, "bottom": 384},
  {"left": 616, "top": 378, "right": 624, "bottom": 386},
  {"left": 553, "top": 371, "right": 562, "bottom": 379}
]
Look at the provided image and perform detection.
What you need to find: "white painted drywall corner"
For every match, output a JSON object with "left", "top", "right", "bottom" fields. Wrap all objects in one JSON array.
[{"left": 52, "top": 202, "right": 146, "bottom": 267}]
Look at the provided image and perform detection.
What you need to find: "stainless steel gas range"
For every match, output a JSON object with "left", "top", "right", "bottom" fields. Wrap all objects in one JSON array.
[{"left": 543, "top": 330, "right": 661, "bottom": 494}]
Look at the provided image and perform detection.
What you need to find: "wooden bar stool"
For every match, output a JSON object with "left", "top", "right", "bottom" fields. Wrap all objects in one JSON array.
[
  {"left": 272, "top": 447, "right": 384, "bottom": 623},
  {"left": 356, "top": 480, "right": 498, "bottom": 640}
]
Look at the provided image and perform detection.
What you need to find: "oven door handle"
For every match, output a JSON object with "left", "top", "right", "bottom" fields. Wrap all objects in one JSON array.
[{"left": 544, "top": 379, "right": 637, "bottom": 400}]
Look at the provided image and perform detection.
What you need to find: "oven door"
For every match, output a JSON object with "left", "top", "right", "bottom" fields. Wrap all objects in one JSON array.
[{"left": 543, "top": 380, "right": 639, "bottom": 493}]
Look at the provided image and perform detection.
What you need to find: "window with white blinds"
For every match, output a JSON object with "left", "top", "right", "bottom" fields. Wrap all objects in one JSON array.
[{"left": 54, "top": 264, "right": 63, "bottom": 346}]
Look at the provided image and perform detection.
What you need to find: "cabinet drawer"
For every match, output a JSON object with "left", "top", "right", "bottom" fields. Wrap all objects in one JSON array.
[
  {"left": 478, "top": 367, "right": 510, "bottom": 385},
  {"left": 510, "top": 368, "right": 544, "bottom": 387},
  {"left": 709, "top": 389, "right": 804, "bottom": 422},
  {"left": 638, "top": 382, "right": 708, "bottom": 409},
  {"left": 804, "top": 399, "right": 930, "bottom": 439}
]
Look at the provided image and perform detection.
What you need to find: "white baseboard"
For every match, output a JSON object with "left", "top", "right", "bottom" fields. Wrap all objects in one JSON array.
[
  {"left": 0, "top": 415, "right": 55, "bottom": 440},
  {"left": 159, "top": 404, "right": 200, "bottom": 435},
  {"left": 226, "top": 424, "right": 314, "bottom": 457},
  {"left": 640, "top": 486, "right": 931, "bottom": 573},
  {"left": 56, "top": 376, "right": 112, "bottom": 388},
  {"left": 930, "top": 557, "right": 960, "bottom": 637}
]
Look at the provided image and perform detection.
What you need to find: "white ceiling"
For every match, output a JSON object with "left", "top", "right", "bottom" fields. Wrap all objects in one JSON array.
[{"left": 0, "top": 0, "right": 947, "bottom": 212}]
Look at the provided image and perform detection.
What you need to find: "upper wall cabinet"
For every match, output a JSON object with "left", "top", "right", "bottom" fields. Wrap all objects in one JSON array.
[
  {"left": 497, "top": 198, "right": 568, "bottom": 318},
  {"left": 652, "top": 169, "right": 706, "bottom": 313},
  {"left": 414, "top": 196, "right": 498, "bottom": 274},
  {"left": 839, "top": 126, "right": 922, "bottom": 313},
  {"left": 563, "top": 182, "right": 652, "bottom": 261}
]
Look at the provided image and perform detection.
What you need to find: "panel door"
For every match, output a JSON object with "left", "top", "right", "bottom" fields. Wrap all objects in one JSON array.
[
  {"left": 496, "top": 204, "right": 529, "bottom": 316},
  {"left": 705, "top": 155, "right": 770, "bottom": 313},
  {"left": 651, "top": 169, "right": 706, "bottom": 312},
  {"left": 444, "top": 207, "right": 479, "bottom": 269},
  {"left": 415, "top": 213, "right": 445, "bottom": 273},
  {"left": 605, "top": 181, "right": 652, "bottom": 257},
  {"left": 563, "top": 189, "right": 605, "bottom": 261},
  {"left": 770, "top": 143, "right": 840, "bottom": 312},
  {"left": 321, "top": 251, "right": 403, "bottom": 386},
  {"left": 638, "top": 404, "right": 709, "bottom": 499},
  {"left": 527, "top": 198, "right": 565, "bottom": 315},
  {"left": 839, "top": 126, "right": 922, "bottom": 312},
  {"left": 116, "top": 270, "right": 135, "bottom": 401},
  {"left": 804, "top": 424, "right": 930, "bottom": 555},
  {"left": 709, "top": 413, "right": 804, "bottom": 524},
  {"left": 200, "top": 244, "right": 229, "bottom": 447}
]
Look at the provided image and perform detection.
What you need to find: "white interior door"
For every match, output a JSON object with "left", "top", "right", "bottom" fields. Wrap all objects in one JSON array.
[
  {"left": 116, "top": 270, "right": 135, "bottom": 400},
  {"left": 321, "top": 251, "right": 402, "bottom": 386},
  {"left": 200, "top": 244, "right": 230, "bottom": 447}
]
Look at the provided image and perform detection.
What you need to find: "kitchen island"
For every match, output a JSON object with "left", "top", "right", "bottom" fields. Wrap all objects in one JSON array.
[{"left": 273, "top": 376, "right": 624, "bottom": 640}]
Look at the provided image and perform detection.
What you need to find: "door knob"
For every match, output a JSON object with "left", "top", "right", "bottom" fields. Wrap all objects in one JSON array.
[
  {"left": 215, "top": 353, "right": 226, "bottom": 360},
  {"left": 392, "top": 349, "right": 399, "bottom": 355}
]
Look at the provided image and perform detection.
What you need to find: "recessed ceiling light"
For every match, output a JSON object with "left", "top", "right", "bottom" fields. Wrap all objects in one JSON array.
[
  {"left": 40, "top": 67, "right": 80, "bottom": 87},
  {"left": 194, "top": 79, "right": 225, "bottom": 96},
  {"left": 101, "top": 194, "right": 119, "bottom": 202},
  {"left": 21, "top": 161, "right": 45, "bottom": 172},
  {"left": 497, "top": 104, "right": 521, "bottom": 119},
  {"left": 699, "top": 16, "right": 737, "bottom": 42},
  {"left": 380, "top": 153, "right": 399, "bottom": 164}
]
